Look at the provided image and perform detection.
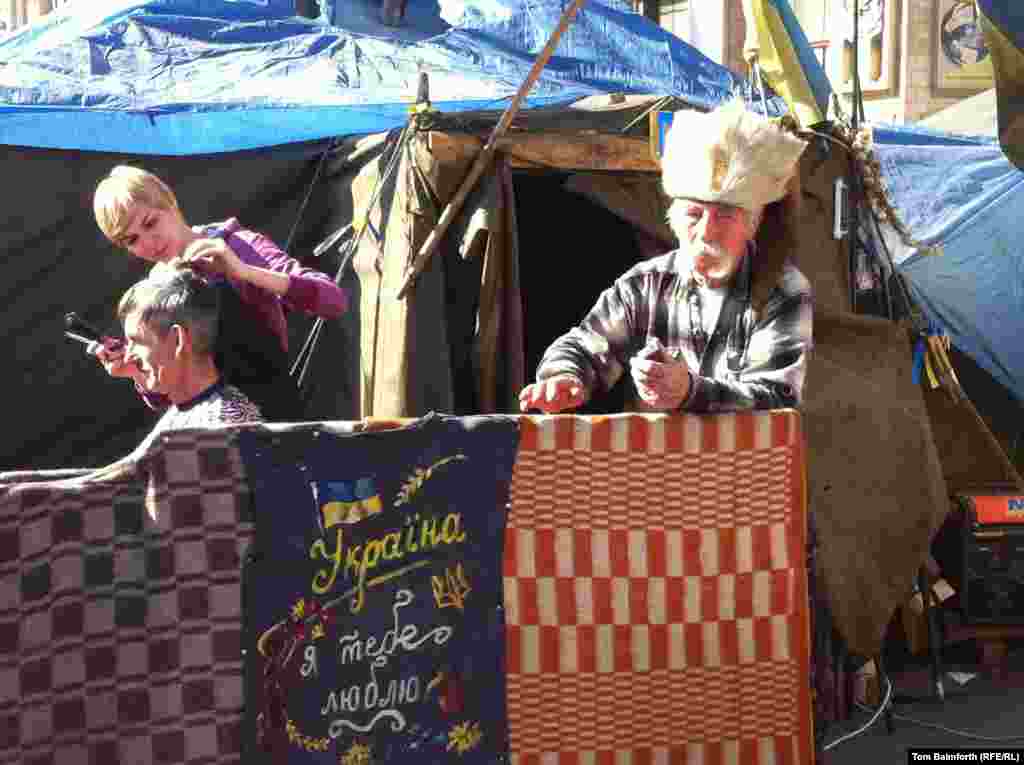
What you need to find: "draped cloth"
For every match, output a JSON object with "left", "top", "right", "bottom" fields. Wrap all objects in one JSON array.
[
  {"left": 505, "top": 412, "right": 812, "bottom": 764},
  {"left": 0, "top": 412, "right": 811, "bottom": 764},
  {"left": 0, "top": 430, "right": 255, "bottom": 765}
]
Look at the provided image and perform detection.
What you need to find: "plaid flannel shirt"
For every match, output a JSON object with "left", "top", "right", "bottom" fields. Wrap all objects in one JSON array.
[{"left": 536, "top": 248, "right": 813, "bottom": 412}]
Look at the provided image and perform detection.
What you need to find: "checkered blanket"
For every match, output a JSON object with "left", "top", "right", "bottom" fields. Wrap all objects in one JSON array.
[
  {"left": 0, "top": 428, "right": 255, "bottom": 765},
  {"left": 0, "top": 413, "right": 810, "bottom": 764},
  {"left": 505, "top": 412, "right": 812, "bottom": 765}
]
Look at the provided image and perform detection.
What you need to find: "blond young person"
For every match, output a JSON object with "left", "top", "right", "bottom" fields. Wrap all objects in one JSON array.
[{"left": 91, "top": 165, "right": 348, "bottom": 421}]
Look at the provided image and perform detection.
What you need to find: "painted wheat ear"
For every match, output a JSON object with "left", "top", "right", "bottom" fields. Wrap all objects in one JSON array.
[{"left": 394, "top": 454, "right": 467, "bottom": 506}]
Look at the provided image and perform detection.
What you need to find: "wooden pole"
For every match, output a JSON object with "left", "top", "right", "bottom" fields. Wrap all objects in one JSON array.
[
  {"left": 395, "top": 0, "right": 588, "bottom": 300},
  {"left": 965, "top": 395, "right": 1024, "bottom": 491}
]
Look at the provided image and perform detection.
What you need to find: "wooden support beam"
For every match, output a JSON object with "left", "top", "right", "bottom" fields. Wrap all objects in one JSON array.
[
  {"left": 427, "top": 131, "right": 659, "bottom": 173},
  {"left": 499, "top": 132, "right": 660, "bottom": 172},
  {"left": 395, "top": 0, "right": 589, "bottom": 299}
]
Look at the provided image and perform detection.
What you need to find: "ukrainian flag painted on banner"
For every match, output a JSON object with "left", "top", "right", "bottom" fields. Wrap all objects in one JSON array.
[
  {"left": 742, "top": 0, "right": 833, "bottom": 127},
  {"left": 976, "top": 1, "right": 1024, "bottom": 169},
  {"left": 317, "top": 477, "right": 384, "bottom": 529}
]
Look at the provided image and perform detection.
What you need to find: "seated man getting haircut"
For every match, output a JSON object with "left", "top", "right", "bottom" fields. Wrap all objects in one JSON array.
[{"left": 117, "top": 269, "right": 263, "bottom": 453}]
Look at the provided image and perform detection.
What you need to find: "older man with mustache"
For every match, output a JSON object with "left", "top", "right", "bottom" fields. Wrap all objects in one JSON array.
[
  {"left": 519, "top": 100, "right": 813, "bottom": 414},
  {"left": 118, "top": 269, "right": 264, "bottom": 445}
]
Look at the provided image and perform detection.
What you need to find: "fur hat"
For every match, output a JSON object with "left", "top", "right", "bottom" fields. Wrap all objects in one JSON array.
[{"left": 661, "top": 100, "right": 808, "bottom": 212}]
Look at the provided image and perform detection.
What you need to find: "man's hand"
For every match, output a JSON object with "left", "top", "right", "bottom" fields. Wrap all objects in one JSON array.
[
  {"left": 177, "top": 237, "right": 245, "bottom": 280},
  {"left": 630, "top": 354, "right": 692, "bottom": 410},
  {"left": 518, "top": 375, "right": 586, "bottom": 414}
]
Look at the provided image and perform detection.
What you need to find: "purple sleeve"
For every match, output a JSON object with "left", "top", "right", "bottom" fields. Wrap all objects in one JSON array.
[{"left": 228, "top": 229, "right": 348, "bottom": 319}]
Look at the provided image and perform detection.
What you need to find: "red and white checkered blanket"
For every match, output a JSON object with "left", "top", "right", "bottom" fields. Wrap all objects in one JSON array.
[{"left": 505, "top": 412, "right": 811, "bottom": 765}]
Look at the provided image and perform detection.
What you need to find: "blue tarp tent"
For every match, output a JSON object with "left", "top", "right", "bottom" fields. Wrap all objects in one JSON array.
[
  {"left": 1, "top": 0, "right": 759, "bottom": 469},
  {"left": 0, "top": 0, "right": 749, "bottom": 154},
  {"left": 870, "top": 123, "right": 1024, "bottom": 404}
]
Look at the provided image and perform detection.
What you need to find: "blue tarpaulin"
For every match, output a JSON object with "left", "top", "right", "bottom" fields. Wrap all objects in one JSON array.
[
  {"left": 872, "top": 123, "right": 1024, "bottom": 401},
  {"left": 0, "top": 0, "right": 747, "bottom": 154}
]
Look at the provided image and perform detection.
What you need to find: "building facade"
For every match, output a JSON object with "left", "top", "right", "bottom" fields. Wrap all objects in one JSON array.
[
  {"left": 2, "top": 0, "right": 316, "bottom": 34},
  {"left": 3, "top": 0, "right": 70, "bottom": 35},
  {"left": 645, "top": 0, "right": 994, "bottom": 125}
]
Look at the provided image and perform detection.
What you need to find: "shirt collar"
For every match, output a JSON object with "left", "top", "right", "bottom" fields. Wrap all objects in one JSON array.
[{"left": 175, "top": 379, "right": 225, "bottom": 412}]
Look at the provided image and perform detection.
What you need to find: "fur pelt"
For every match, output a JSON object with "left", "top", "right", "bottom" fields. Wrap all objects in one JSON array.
[
  {"left": 662, "top": 100, "right": 808, "bottom": 213},
  {"left": 751, "top": 171, "right": 803, "bottom": 314}
]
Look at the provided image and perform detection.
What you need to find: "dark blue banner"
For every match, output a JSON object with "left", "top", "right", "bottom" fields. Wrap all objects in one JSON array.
[{"left": 237, "top": 414, "right": 520, "bottom": 764}]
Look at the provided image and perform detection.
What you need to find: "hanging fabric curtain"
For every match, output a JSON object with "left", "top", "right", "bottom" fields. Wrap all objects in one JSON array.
[{"left": 741, "top": 0, "right": 834, "bottom": 127}]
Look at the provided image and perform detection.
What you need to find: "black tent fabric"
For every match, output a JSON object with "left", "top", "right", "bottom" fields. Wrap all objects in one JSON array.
[{"left": 1, "top": 140, "right": 359, "bottom": 471}]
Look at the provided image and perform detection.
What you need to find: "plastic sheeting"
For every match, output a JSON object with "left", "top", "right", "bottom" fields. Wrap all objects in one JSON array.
[
  {"left": 872, "top": 123, "right": 1024, "bottom": 402},
  {"left": 0, "top": 0, "right": 746, "bottom": 154}
]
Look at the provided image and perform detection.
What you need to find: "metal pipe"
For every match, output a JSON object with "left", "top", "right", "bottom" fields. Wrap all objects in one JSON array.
[{"left": 852, "top": 0, "right": 860, "bottom": 130}]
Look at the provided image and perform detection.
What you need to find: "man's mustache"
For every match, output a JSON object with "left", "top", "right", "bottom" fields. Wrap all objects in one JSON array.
[{"left": 692, "top": 245, "right": 727, "bottom": 260}]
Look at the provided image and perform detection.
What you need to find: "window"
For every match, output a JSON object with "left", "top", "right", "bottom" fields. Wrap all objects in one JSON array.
[
  {"left": 658, "top": 0, "right": 689, "bottom": 40},
  {"left": 629, "top": 0, "right": 689, "bottom": 33},
  {"left": 826, "top": 0, "right": 899, "bottom": 96}
]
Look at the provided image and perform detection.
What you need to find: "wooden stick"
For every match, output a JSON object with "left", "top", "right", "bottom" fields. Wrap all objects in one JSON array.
[
  {"left": 961, "top": 392, "right": 1024, "bottom": 491},
  {"left": 395, "top": 0, "right": 588, "bottom": 299},
  {"left": 928, "top": 337, "right": 1024, "bottom": 489}
]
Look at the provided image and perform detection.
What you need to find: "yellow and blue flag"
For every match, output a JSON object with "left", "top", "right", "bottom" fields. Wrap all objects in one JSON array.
[
  {"left": 316, "top": 477, "right": 384, "bottom": 529},
  {"left": 742, "top": 0, "right": 833, "bottom": 127},
  {"left": 976, "top": 1, "right": 1024, "bottom": 168}
]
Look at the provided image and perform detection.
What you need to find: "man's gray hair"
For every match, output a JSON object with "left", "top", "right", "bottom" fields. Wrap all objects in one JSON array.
[{"left": 117, "top": 269, "right": 220, "bottom": 356}]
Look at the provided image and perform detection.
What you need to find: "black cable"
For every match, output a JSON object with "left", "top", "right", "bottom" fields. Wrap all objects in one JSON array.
[
  {"left": 856, "top": 662, "right": 1024, "bottom": 746},
  {"left": 290, "top": 127, "right": 403, "bottom": 384},
  {"left": 284, "top": 138, "right": 336, "bottom": 254},
  {"left": 857, "top": 162, "right": 920, "bottom": 327},
  {"left": 881, "top": 250, "right": 894, "bottom": 320},
  {"left": 288, "top": 121, "right": 415, "bottom": 402},
  {"left": 851, "top": 0, "right": 861, "bottom": 131},
  {"left": 835, "top": 144, "right": 918, "bottom": 325},
  {"left": 837, "top": 654, "right": 1024, "bottom": 750},
  {"left": 846, "top": 160, "right": 860, "bottom": 312},
  {"left": 823, "top": 672, "right": 894, "bottom": 751}
]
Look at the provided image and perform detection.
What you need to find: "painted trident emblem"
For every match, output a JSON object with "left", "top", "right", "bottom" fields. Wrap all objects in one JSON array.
[{"left": 432, "top": 564, "right": 472, "bottom": 611}]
